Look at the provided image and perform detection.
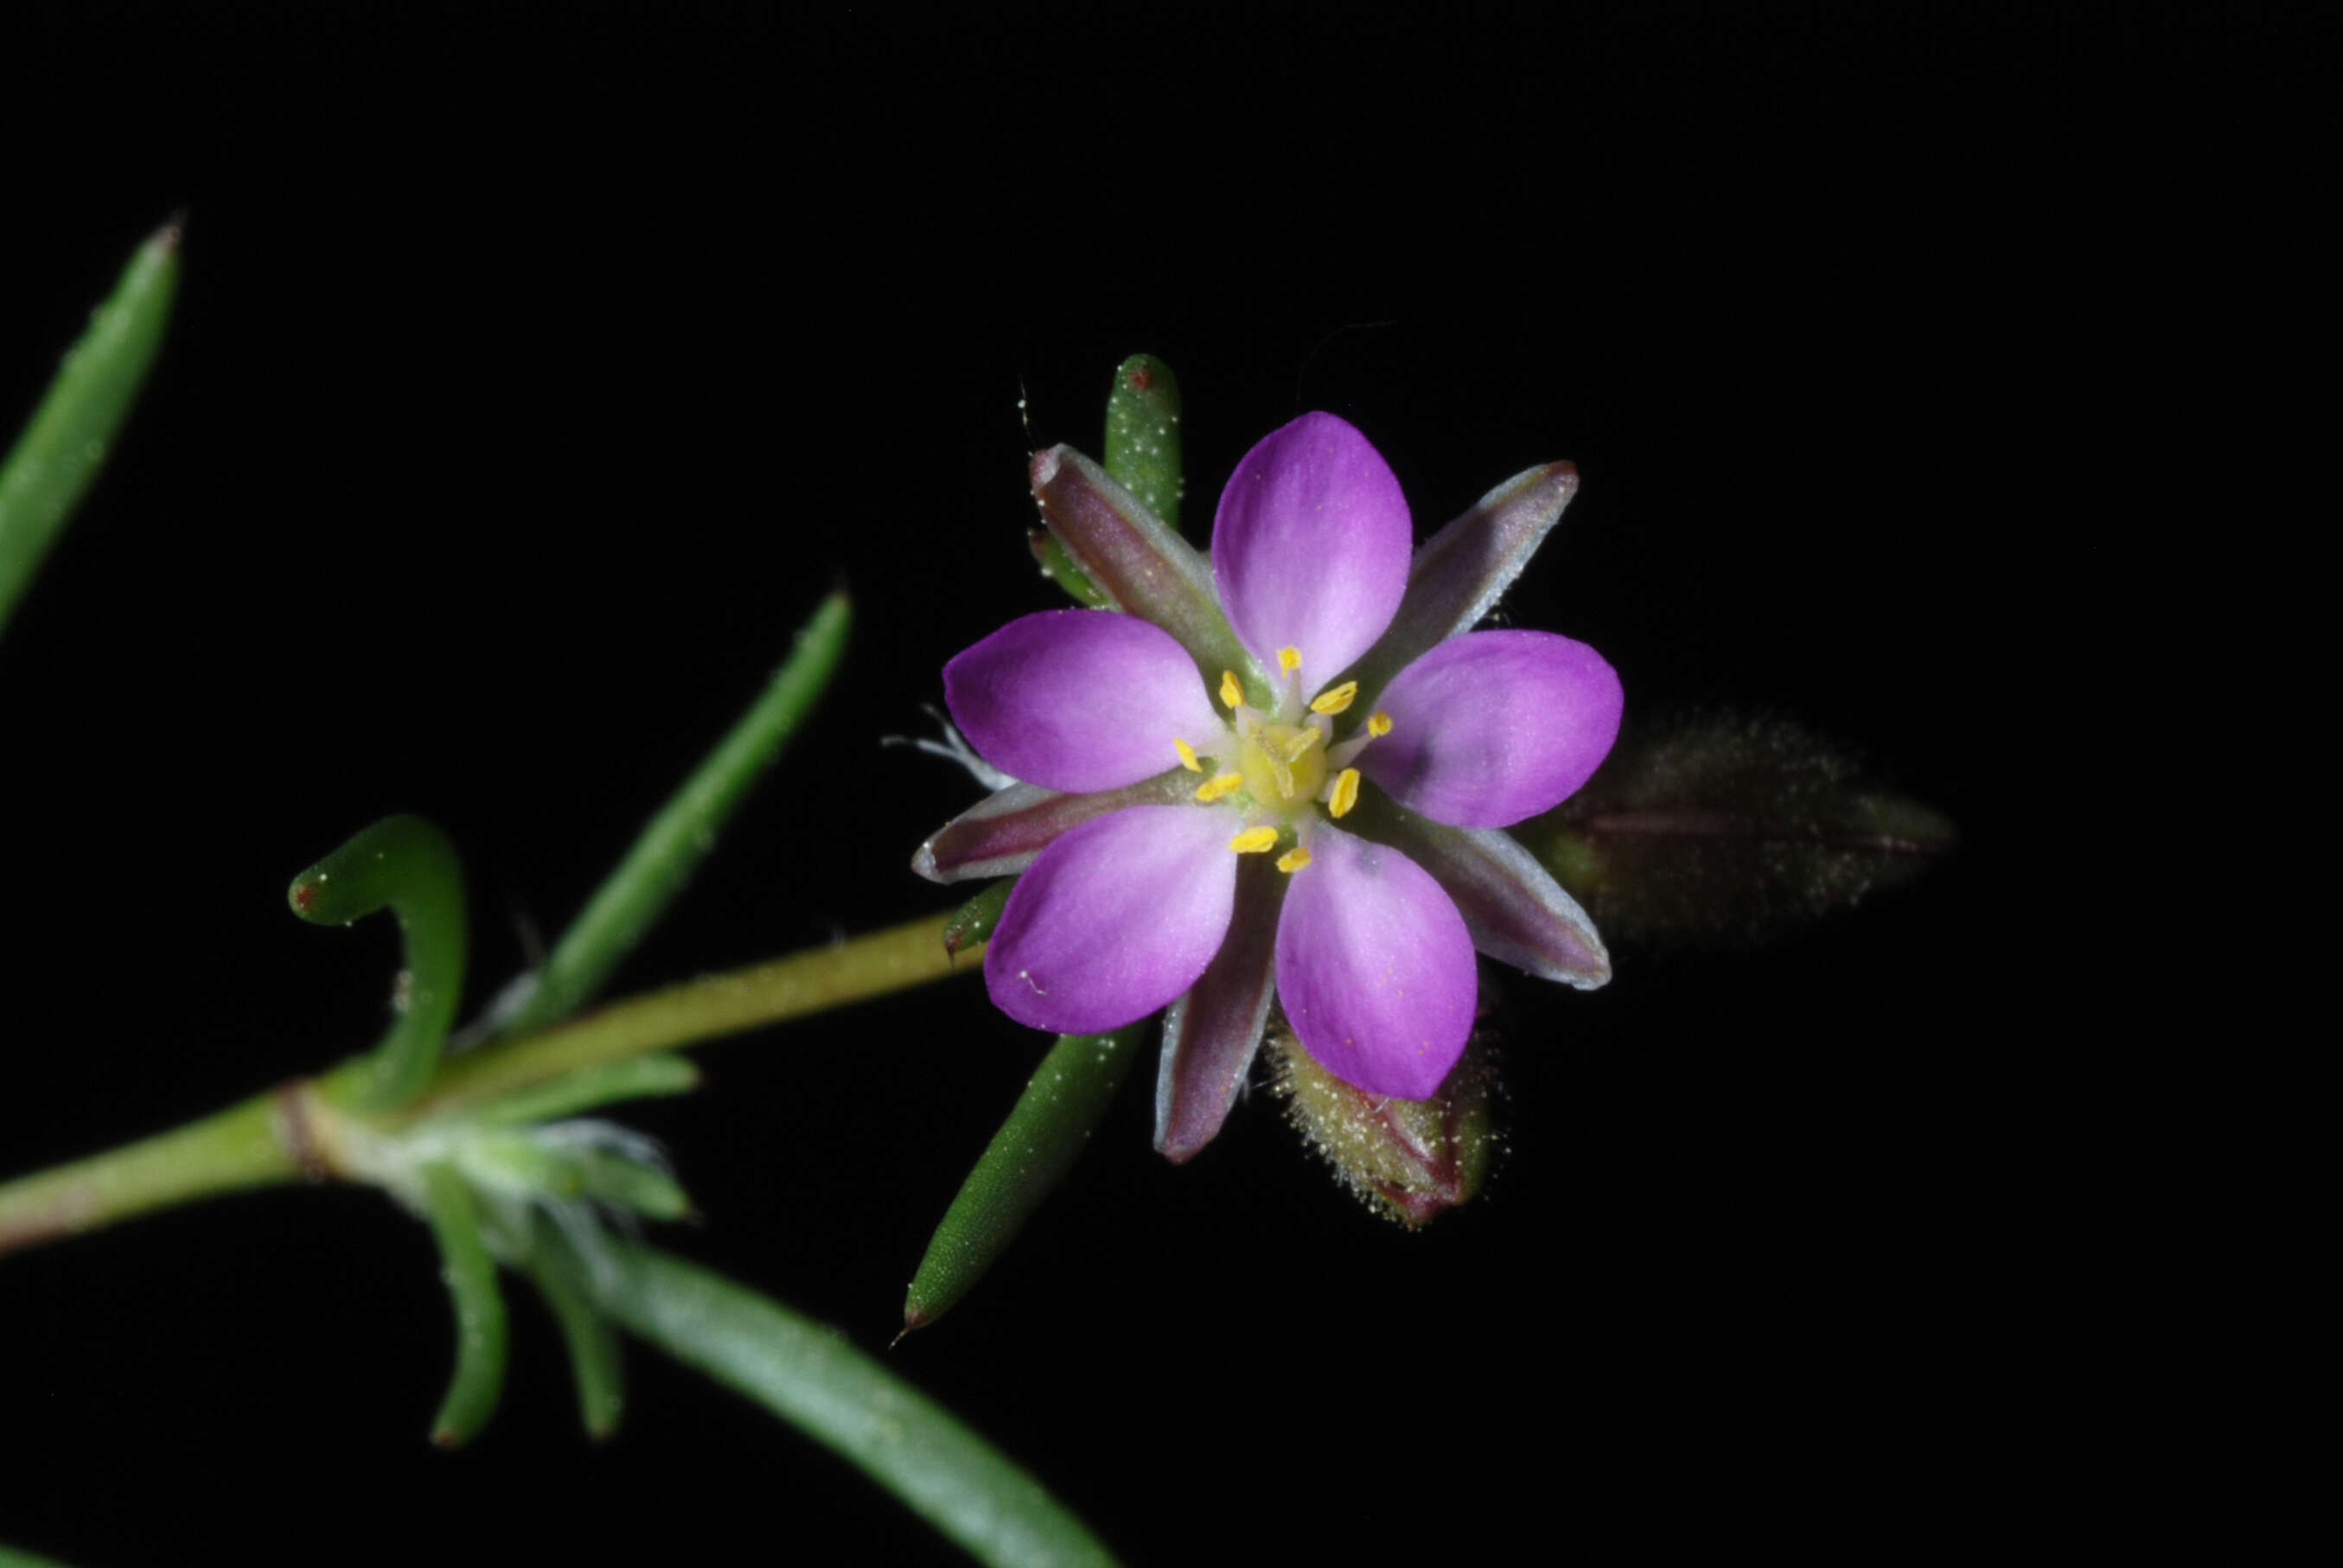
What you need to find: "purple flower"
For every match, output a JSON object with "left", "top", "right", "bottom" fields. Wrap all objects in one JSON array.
[{"left": 915, "top": 413, "right": 1621, "bottom": 1160}]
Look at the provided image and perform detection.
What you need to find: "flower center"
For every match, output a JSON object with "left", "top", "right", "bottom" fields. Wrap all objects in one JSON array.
[{"left": 1237, "top": 721, "right": 1328, "bottom": 812}]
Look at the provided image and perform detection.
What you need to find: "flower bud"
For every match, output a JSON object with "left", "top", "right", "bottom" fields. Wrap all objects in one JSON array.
[{"left": 1267, "top": 1024, "right": 1497, "bottom": 1227}]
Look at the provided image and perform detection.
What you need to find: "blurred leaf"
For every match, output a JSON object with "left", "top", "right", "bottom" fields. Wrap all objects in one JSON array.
[
  {"left": 570, "top": 1238, "right": 1121, "bottom": 1568},
  {"left": 522, "top": 1224, "right": 626, "bottom": 1441},
  {"left": 1516, "top": 713, "right": 1957, "bottom": 945},
  {"left": 0, "top": 1545, "right": 79, "bottom": 1567},
  {"left": 288, "top": 815, "right": 468, "bottom": 1111},
  {"left": 461, "top": 1053, "right": 701, "bottom": 1127},
  {"left": 420, "top": 1163, "right": 509, "bottom": 1448},
  {"left": 492, "top": 590, "right": 852, "bottom": 1037},
  {"left": 904, "top": 1025, "right": 1142, "bottom": 1332},
  {"left": 0, "top": 220, "right": 180, "bottom": 642}
]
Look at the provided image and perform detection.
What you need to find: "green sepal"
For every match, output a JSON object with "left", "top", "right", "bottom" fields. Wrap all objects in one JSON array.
[
  {"left": 1102, "top": 354, "right": 1184, "bottom": 532},
  {"left": 0, "top": 220, "right": 181, "bottom": 641},
  {"left": 288, "top": 815, "right": 467, "bottom": 1112},
  {"left": 903, "top": 1024, "right": 1143, "bottom": 1333},
  {"left": 942, "top": 879, "right": 1014, "bottom": 957},
  {"left": 419, "top": 1163, "right": 509, "bottom": 1448}
]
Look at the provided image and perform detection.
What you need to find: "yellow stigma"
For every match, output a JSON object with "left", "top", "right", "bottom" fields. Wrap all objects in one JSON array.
[
  {"left": 1278, "top": 646, "right": 1303, "bottom": 676},
  {"left": 1220, "top": 669, "right": 1242, "bottom": 709},
  {"left": 1229, "top": 825, "right": 1279, "bottom": 854},
  {"left": 1194, "top": 771, "right": 1243, "bottom": 803},
  {"left": 1309, "top": 681, "right": 1358, "bottom": 716},
  {"left": 1367, "top": 710, "right": 1393, "bottom": 737},
  {"left": 1329, "top": 767, "right": 1361, "bottom": 819},
  {"left": 1173, "top": 736, "right": 1202, "bottom": 773},
  {"left": 1275, "top": 845, "right": 1313, "bottom": 873},
  {"left": 1237, "top": 721, "right": 1327, "bottom": 808}
]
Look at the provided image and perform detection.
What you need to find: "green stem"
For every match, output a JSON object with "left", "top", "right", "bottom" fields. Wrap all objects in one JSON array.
[
  {"left": 0, "top": 1088, "right": 311, "bottom": 1255},
  {"left": 0, "top": 914, "right": 978, "bottom": 1257},
  {"left": 404, "top": 911, "right": 973, "bottom": 1124}
]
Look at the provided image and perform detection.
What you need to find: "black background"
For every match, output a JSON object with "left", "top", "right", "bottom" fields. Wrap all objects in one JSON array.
[{"left": 0, "top": 4, "right": 2276, "bottom": 1564}]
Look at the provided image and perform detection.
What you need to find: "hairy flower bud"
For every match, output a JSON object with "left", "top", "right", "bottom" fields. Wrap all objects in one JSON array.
[{"left": 1267, "top": 1023, "right": 1497, "bottom": 1227}]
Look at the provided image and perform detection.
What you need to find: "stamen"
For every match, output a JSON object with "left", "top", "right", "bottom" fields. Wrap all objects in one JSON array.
[
  {"left": 1280, "top": 726, "right": 1323, "bottom": 762},
  {"left": 1278, "top": 646, "right": 1303, "bottom": 676},
  {"left": 1329, "top": 767, "right": 1361, "bottom": 819},
  {"left": 1309, "top": 681, "right": 1358, "bottom": 716},
  {"left": 1229, "top": 825, "right": 1279, "bottom": 854},
  {"left": 1367, "top": 710, "right": 1393, "bottom": 737},
  {"left": 1275, "top": 845, "right": 1313, "bottom": 873},
  {"left": 1220, "top": 670, "right": 1243, "bottom": 710},
  {"left": 1194, "top": 771, "right": 1243, "bottom": 803},
  {"left": 1172, "top": 736, "right": 1202, "bottom": 773}
]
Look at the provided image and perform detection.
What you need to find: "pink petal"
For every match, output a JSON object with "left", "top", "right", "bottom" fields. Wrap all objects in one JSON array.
[
  {"left": 944, "top": 609, "right": 1230, "bottom": 794},
  {"left": 1153, "top": 855, "right": 1287, "bottom": 1163},
  {"left": 984, "top": 805, "right": 1238, "bottom": 1034},
  {"left": 1274, "top": 825, "right": 1477, "bottom": 1100},
  {"left": 1210, "top": 412, "right": 1411, "bottom": 695},
  {"left": 1359, "top": 629, "right": 1623, "bottom": 829}
]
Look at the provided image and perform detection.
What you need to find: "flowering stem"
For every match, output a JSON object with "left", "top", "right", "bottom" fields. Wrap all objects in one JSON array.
[{"left": 0, "top": 913, "right": 979, "bottom": 1258}]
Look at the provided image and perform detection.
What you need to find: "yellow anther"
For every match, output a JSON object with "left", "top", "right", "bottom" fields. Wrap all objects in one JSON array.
[
  {"left": 1275, "top": 845, "right": 1313, "bottom": 874},
  {"left": 1329, "top": 767, "right": 1361, "bottom": 819},
  {"left": 1367, "top": 710, "right": 1393, "bottom": 737},
  {"left": 1280, "top": 725, "right": 1324, "bottom": 762},
  {"left": 1220, "top": 669, "right": 1243, "bottom": 710},
  {"left": 1309, "top": 681, "right": 1359, "bottom": 716},
  {"left": 1194, "top": 771, "right": 1243, "bottom": 803},
  {"left": 1173, "top": 736, "right": 1202, "bottom": 773},
  {"left": 1229, "top": 826, "right": 1279, "bottom": 854},
  {"left": 1278, "top": 646, "right": 1303, "bottom": 676}
]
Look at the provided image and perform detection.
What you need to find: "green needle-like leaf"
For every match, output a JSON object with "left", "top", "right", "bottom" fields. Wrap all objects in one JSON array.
[
  {"left": 288, "top": 815, "right": 468, "bottom": 1112},
  {"left": 420, "top": 1163, "right": 509, "bottom": 1448},
  {"left": 1028, "top": 526, "right": 1113, "bottom": 608},
  {"left": 0, "top": 220, "right": 181, "bottom": 642},
  {"left": 577, "top": 1148, "right": 693, "bottom": 1221},
  {"left": 941, "top": 878, "right": 1013, "bottom": 958},
  {"left": 904, "top": 1025, "right": 1143, "bottom": 1333},
  {"left": 494, "top": 590, "right": 852, "bottom": 1037},
  {"left": 523, "top": 1230, "right": 626, "bottom": 1441},
  {"left": 1103, "top": 354, "right": 1183, "bottom": 532},
  {"left": 567, "top": 1238, "right": 1120, "bottom": 1568},
  {"left": 0, "top": 1545, "right": 79, "bottom": 1568},
  {"left": 462, "top": 1054, "right": 702, "bottom": 1127}
]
